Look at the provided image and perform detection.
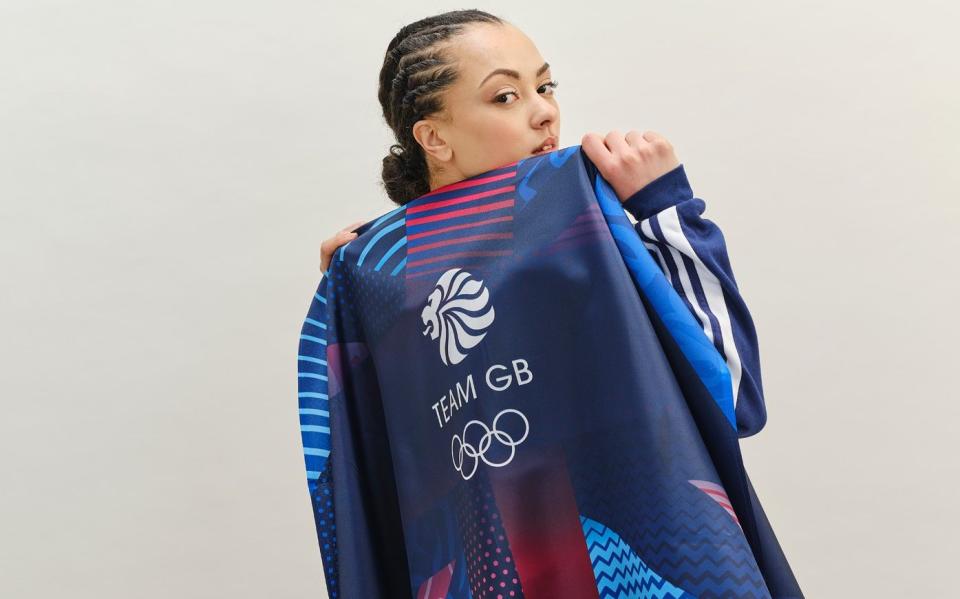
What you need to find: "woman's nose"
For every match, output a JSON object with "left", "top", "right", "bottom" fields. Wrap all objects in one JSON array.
[{"left": 532, "top": 97, "right": 559, "bottom": 127}]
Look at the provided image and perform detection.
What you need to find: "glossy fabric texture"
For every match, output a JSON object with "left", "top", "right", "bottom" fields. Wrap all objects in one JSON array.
[{"left": 297, "top": 145, "right": 803, "bottom": 598}]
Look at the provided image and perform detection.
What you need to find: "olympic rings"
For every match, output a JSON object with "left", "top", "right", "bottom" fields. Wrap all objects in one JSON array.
[{"left": 451, "top": 408, "right": 529, "bottom": 480}]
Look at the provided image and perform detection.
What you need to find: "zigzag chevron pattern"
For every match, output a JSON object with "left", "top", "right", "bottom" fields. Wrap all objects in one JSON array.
[
  {"left": 580, "top": 515, "right": 694, "bottom": 598},
  {"left": 565, "top": 421, "right": 771, "bottom": 598}
]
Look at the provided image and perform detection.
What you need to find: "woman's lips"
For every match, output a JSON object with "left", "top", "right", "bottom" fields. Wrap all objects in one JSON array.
[
  {"left": 531, "top": 143, "right": 557, "bottom": 155},
  {"left": 532, "top": 136, "right": 558, "bottom": 155}
]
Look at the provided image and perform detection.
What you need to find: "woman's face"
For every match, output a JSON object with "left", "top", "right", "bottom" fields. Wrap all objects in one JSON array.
[{"left": 415, "top": 22, "right": 561, "bottom": 190}]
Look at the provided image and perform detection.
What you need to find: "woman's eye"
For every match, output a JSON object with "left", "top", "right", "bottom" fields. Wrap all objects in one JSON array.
[
  {"left": 540, "top": 80, "right": 559, "bottom": 95},
  {"left": 494, "top": 80, "right": 559, "bottom": 105}
]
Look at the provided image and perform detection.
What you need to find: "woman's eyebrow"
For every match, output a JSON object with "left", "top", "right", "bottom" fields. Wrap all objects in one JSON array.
[{"left": 478, "top": 61, "right": 550, "bottom": 88}]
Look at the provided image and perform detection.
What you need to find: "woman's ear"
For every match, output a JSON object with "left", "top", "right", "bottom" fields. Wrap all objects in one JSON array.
[{"left": 413, "top": 118, "right": 453, "bottom": 163}]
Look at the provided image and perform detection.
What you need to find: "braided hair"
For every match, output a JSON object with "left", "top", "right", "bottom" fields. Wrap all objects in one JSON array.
[{"left": 377, "top": 10, "right": 505, "bottom": 206}]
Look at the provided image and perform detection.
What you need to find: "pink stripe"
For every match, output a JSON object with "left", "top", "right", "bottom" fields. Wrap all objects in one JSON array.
[
  {"left": 408, "top": 215, "right": 513, "bottom": 241},
  {"left": 409, "top": 232, "right": 514, "bottom": 254},
  {"left": 689, "top": 479, "right": 727, "bottom": 494},
  {"left": 415, "top": 558, "right": 456, "bottom": 599},
  {"left": 701, "top": 487, "right": 731, "bottom": 501},
  {"left": 556, "top": 222, "right": 604, "bottom": 241},
  {"left": 408, "top": 182, "right": 515, "bottom": 214},
  {"left": 407, "top": 199, "right": 515, "bottom": 226},
  {"left": 412, "top": 170, "right": 516, "bottom": 204}
]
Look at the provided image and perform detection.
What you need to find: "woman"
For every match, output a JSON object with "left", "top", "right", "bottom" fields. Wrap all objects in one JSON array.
[
  {"left": 320, "top": 13, "right": 680, "bottom": 275},
  {"left": 306, "top": 8, "right": 790, "bottom": 598},
  {"left": 320, "top": 9, "right": 766, "bottom": 438}
]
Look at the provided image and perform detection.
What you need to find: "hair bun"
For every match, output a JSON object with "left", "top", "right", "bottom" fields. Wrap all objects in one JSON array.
[
  {"left": 389, "top": 143, "right": 407, "bottom": 161},
  {"left": 377, "top": 9, "right": 505, "bottom": 205}
]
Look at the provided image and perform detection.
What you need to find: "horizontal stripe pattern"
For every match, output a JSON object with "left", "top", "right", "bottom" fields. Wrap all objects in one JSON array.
[
  {"left": 403, "top": 165, "right": 518, "bottom": 279},
  {"left": 298, "top": 275, "right": 333, "bottom": 490}
]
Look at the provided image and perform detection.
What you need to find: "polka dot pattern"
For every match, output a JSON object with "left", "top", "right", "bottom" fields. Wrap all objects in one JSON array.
[
  {"left": 313, "top": 461, "right": 340, "bottom": 598},
  {"left": 453, "top": 467, "right": 524, "bottom": 599}
]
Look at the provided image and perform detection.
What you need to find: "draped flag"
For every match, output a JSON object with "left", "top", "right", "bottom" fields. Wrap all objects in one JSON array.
[{"left": 297, "top": 145, "right": 804, "bottom": 598}]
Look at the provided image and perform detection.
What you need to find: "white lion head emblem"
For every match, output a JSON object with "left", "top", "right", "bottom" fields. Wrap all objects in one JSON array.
[{"left": 421, "top": 268, "right": 495, "bottom": 366}]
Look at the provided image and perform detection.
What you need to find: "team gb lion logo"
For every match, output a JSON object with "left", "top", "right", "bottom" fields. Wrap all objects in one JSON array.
[{"left": 421, "top": 267, "right": 495, "bottom": 366}]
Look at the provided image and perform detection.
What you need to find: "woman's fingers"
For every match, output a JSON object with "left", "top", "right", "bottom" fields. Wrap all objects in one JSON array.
[
  {"left": 624, "top": 129, "right": 650, "bottom": 150},
  {"left": 637, "top": 130, "right": 672, "bottom": 151},
  {"left": 581, "top": 132, "right": 615, "bottom": 173},
  {"left": 603, "top": 129, "right": 631, "bottom": 157},
  {"left": 580, "top": 129, "right": 680, "bottom": 203},
  {"left": 320, "top": 220, "right": 365, "bottom": 274}
]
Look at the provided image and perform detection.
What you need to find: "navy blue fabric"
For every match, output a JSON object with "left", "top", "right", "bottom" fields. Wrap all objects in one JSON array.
[
  {"left": 297, "top": 145, "right": 803, "bottom": 598},
  {"left": 620, "top": 163, "right": 768, "bottom": 438}
]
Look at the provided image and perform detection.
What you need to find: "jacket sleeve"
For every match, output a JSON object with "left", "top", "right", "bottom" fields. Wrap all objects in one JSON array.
[
  {"left": 621, "top": 165, "right": 768, "bottom": 438},
  {"left": 297, "top": 274, "right": 342, "bottom": 596},
  {"left": 297, "top": 271, "right": 412, "bottom": 597}
]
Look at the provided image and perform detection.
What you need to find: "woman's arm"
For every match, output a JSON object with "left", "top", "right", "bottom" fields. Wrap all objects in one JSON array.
[
  {"left": 621, "top": 165, "right": 769, "bottom": 438},
  {"left": 298, "top": 270, "right": 411, "bottom": 596}
]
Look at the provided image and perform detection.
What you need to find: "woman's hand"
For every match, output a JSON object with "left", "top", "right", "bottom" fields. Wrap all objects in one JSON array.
[
  {"left": 581, "top": 130, "right": 680, "bottom": 204},
  {"left": 319, "top": 220, "right": 365, "bottom": 275}
]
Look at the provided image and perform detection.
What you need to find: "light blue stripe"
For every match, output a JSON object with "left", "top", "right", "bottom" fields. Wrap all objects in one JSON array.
[
  {"left": 362, "top": 207, "right": 404, "bottom": 239},
  {"left": 390, "top": 256, "right": 406, "bottom": 277},
  {"left": 299, "top": 408, "right": 330, "bottom": 417},
  {"left": 306, "top": 470, "right": 320, "bottom": 480},
  {"left": 314, "top": 292, "right": 327, "bottom": 304},
  {"left": 375, "top": 235, "right": 407, "bottom": 271},
  {"left": 298, "top": 355, "right": 327, "bottom": 365},
  {"left": 299, "top": 392, "right": 329, "bottom": 400},
  {"left": 300, "top": 334, "right": 327, "bottom": 345},
  {"left": 358, "top": 219, "right": 405, "bottom": 266},
  {"left": 303, "top": 447, "right": 331, "bottom": 457},
  {"left": 298, "top": 372, "right": 328, "bottom": 381},
  {"left": 372, "top": 206, "right": 404, "bottom": 228},
  {"left": 304, "top": 317, "right": 327, "bottom": 330},
  {"left": 301, "top": 425, "right": 331, "bottom": 434}
]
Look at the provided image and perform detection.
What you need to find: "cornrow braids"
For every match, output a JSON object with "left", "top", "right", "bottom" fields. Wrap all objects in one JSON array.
[{"left": 377, "top": 9, "right": 505, "bottom": 206}]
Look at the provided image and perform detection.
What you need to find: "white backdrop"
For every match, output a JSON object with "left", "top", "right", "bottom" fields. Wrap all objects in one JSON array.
[{"left": 1, "top": 1, "right": 957, "bottom": 597}]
